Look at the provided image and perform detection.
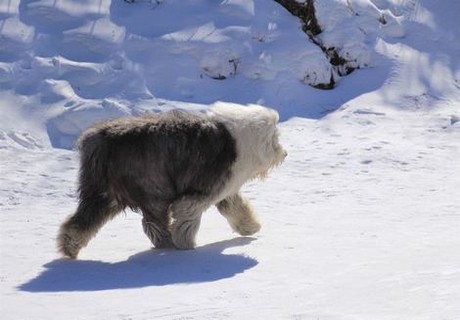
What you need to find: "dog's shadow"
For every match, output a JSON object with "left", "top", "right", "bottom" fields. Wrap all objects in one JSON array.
[{"left": 19, "top": 237, "right": 258, "bottom": 292}]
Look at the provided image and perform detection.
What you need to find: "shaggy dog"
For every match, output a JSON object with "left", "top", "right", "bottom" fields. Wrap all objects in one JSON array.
[{"left": 57, "top": 102, "right": 287, "bottom": 258}]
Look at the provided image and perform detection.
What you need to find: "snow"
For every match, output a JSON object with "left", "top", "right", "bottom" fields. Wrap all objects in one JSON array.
[{"left": 1, "top": 0, "right": 460, "bottom": 319}]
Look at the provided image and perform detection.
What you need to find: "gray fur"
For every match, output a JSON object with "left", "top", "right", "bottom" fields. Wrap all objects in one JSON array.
[{"left": 57, "top": 106, "right": 286, "bottom": 259}]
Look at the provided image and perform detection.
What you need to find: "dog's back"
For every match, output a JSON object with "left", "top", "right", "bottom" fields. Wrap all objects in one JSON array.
[{"left": 77, "top": 111, "right": 237, "bottom": 209}]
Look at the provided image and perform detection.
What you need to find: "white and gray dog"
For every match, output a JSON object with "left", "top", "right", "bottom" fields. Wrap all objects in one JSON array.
[{"left": 58, "top": 102, "right": 287, "bottom": 258}]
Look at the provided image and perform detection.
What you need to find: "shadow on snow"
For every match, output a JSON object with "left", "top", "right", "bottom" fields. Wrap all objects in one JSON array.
[{"left": 19, "top": 237, "right": 258, "bottom": 292}]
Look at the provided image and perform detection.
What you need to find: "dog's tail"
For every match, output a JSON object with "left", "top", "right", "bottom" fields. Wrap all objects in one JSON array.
[
  {"left": 76, "top": 128, "right": 110, "bottom": 196},
  {"left": 57, "top": 128, "right": 115, "bottom": 259}
]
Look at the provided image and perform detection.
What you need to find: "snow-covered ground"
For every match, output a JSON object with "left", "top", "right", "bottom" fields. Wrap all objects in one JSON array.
[{"left": 1, "top": 0, "right": 459, "bottom": 319}]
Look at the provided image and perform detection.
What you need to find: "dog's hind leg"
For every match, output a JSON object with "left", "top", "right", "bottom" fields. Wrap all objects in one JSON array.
[
  {"left": 141, "top": 201, "right": 173, "bottom": 249},
  {"left": 216, "top": 192, "right": 261, "bottom": 236},
  {"left": 169, "top": 196, "right": 211, "bottom": 250},
  {"left": 57, "top": 193, "right": 121, "bottom": 259}
]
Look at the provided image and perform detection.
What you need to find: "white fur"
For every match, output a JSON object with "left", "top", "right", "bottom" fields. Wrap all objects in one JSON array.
[
  {"left": 217, "top": 192, "right": 261, "bottom": 236},
  {"left": 170, "top": 195, "right": 213, "bottom": 249},
  {"left": 208, "top": 102, "right": 287, "bottom": 202},
  {"left": 172, "top": 103, "right": 286, "bottom": 245}
]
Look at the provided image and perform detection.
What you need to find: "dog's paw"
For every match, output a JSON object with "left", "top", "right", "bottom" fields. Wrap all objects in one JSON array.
[
  {"left": 232, "top": 220, "right": 261, "bottom": 236},
  {"left": 57, "top": 232, "right": 80, "bottom": 259}
]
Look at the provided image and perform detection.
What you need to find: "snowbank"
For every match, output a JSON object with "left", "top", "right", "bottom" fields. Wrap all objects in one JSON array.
[{"left": 4, "top": 0, "right": 455, "bottom": 149}]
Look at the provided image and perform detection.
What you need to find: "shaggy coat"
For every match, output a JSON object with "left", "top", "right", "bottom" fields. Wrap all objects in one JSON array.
[{"left": 57, "top": 102, "right": 286, "bottom": 258}]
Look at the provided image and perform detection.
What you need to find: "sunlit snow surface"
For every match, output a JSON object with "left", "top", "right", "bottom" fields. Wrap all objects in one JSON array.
[{"left": 1, "top": 0, "right": 460, "bottom": 319}]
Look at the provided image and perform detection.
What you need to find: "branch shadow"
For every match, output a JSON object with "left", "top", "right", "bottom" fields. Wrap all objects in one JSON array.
[{"left": 19, "top": 237, "right": 258, "bottom": 292}]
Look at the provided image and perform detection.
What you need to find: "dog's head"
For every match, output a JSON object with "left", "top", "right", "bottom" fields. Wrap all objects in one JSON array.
[
  {"left": 250, "top": 106, "right": 287, "bottom": 179},
  {"left": 209, "top": 102, "right": 287, "bottom": 180}
]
